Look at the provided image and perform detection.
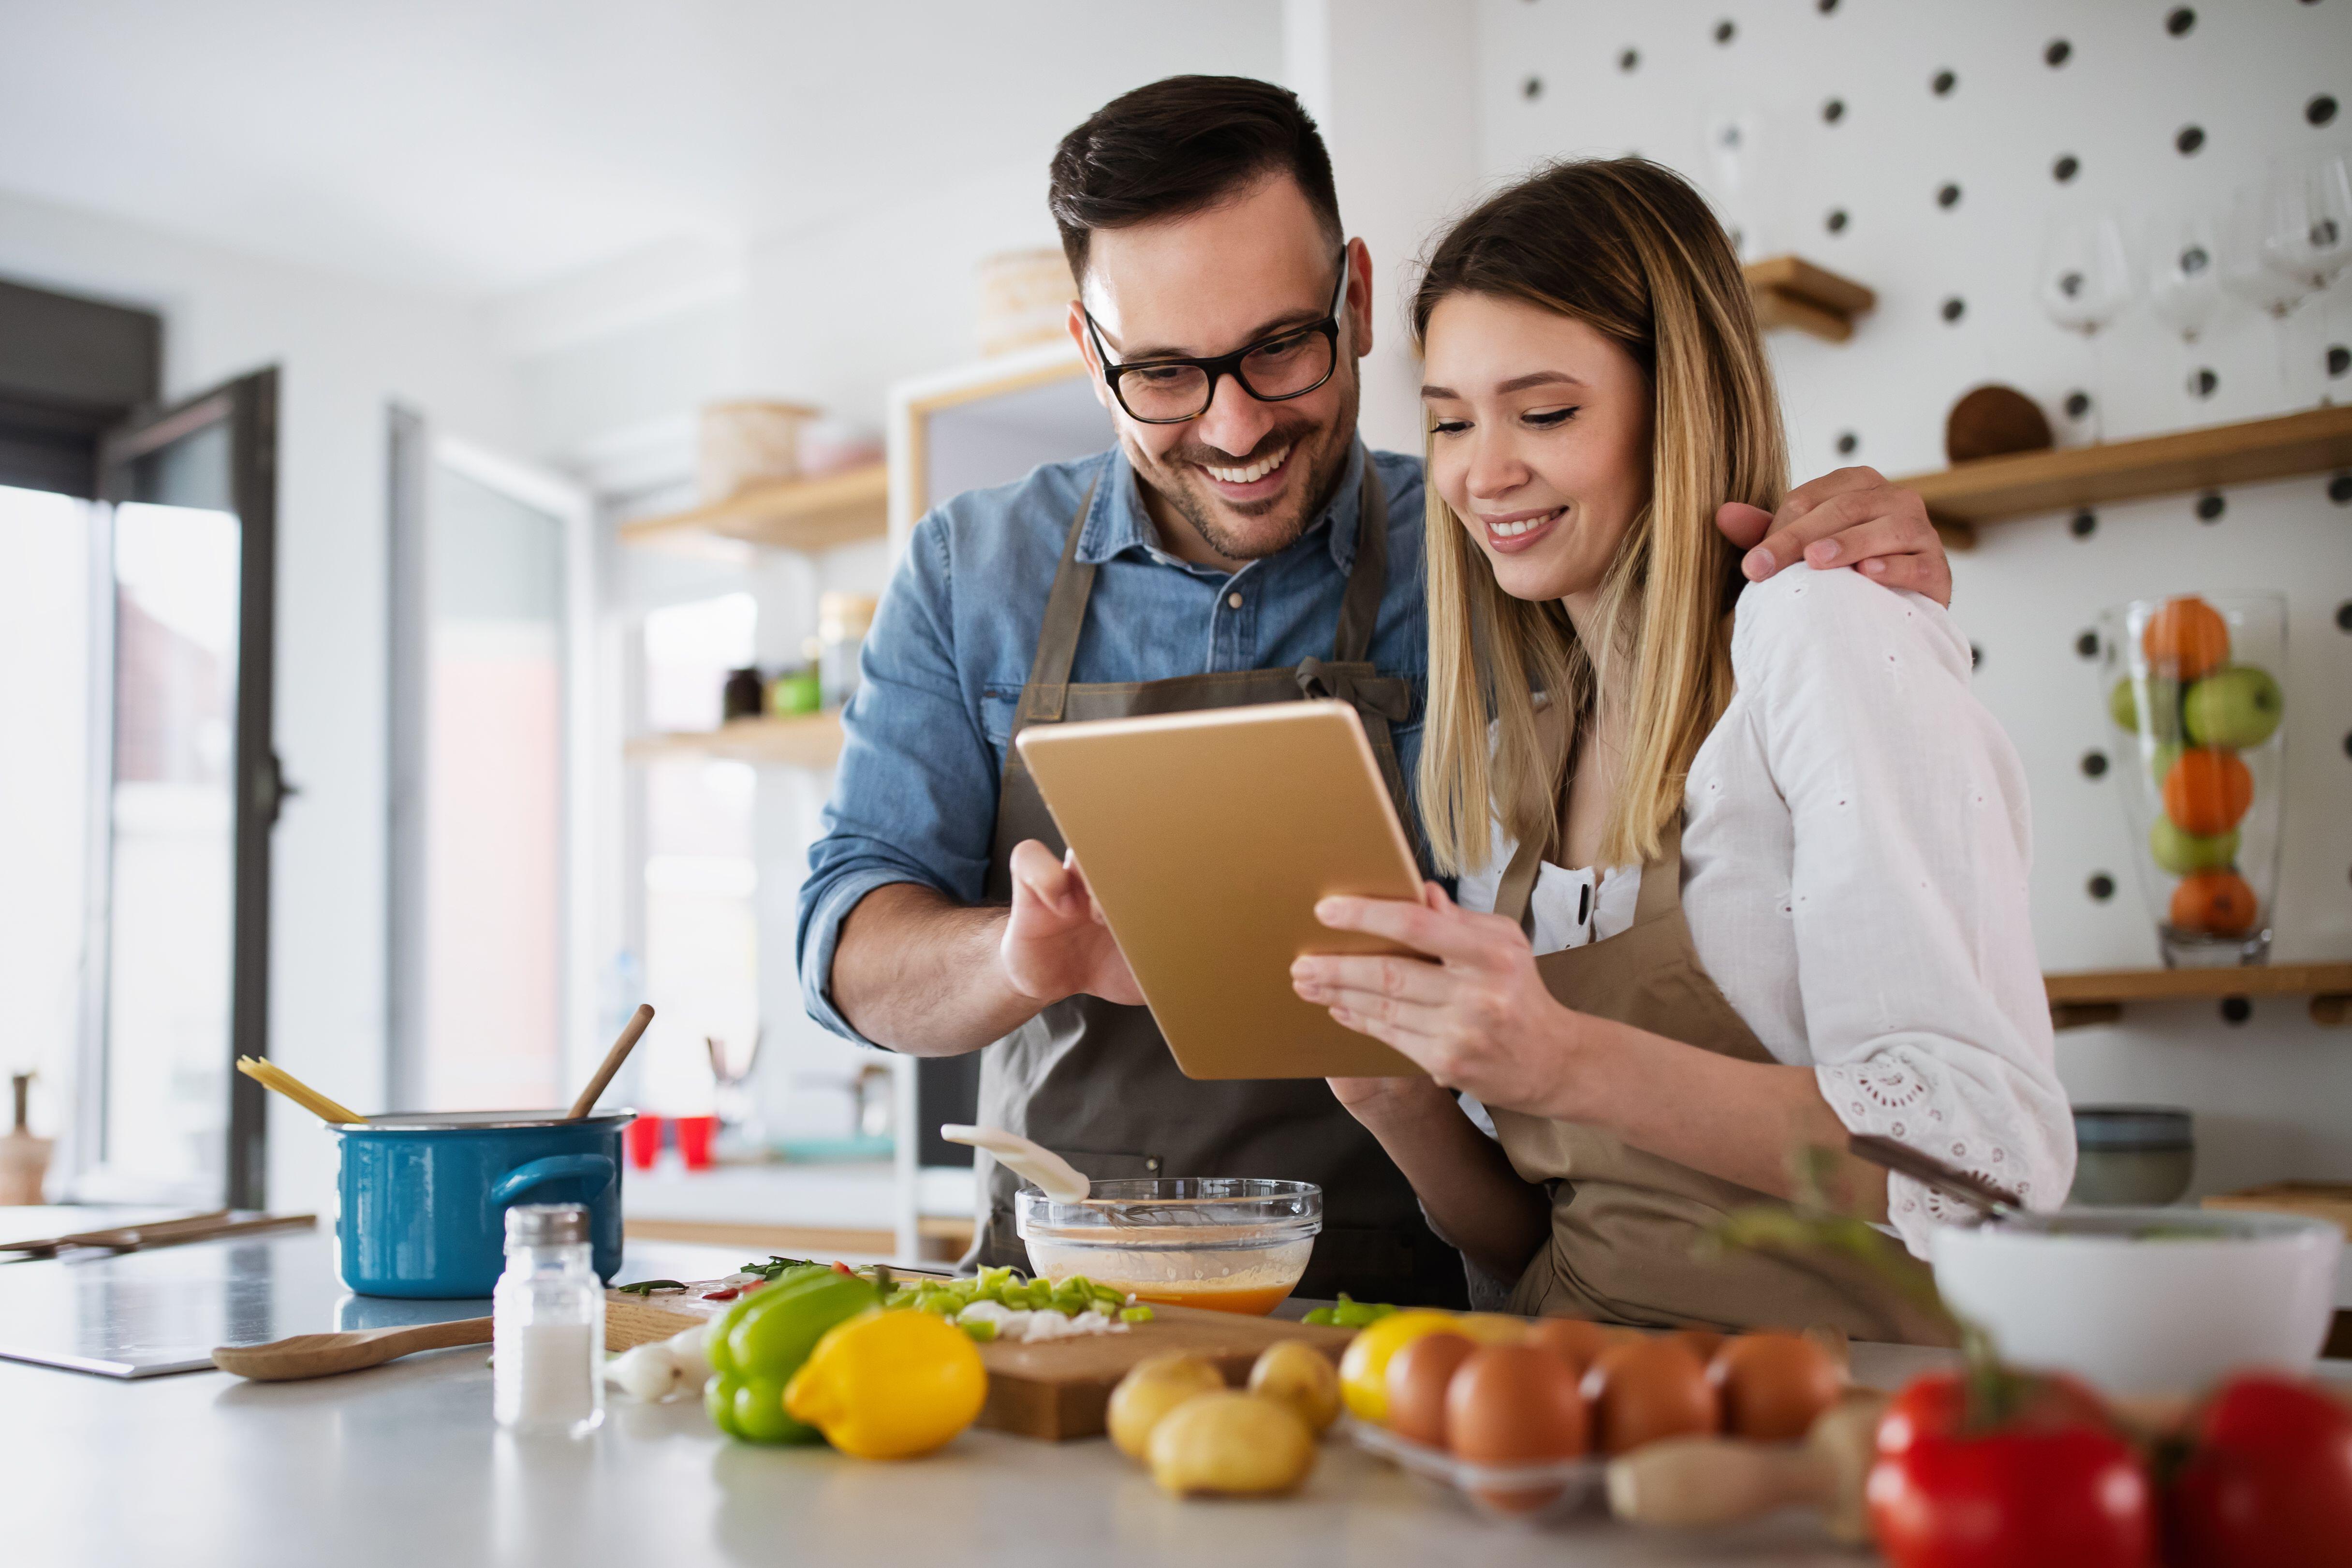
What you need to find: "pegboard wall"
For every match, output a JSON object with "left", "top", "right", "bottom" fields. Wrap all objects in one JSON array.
[{"left": 1474, "top": 0, "right": 2351, "bottom": 1193}]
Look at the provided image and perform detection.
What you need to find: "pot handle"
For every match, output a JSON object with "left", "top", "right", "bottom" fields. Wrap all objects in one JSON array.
[{"left": 490, "top": 1152, "right": 617, "bottom": 1209}]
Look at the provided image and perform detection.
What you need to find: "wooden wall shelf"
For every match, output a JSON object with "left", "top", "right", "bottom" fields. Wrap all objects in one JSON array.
[
  {"left": 619, "top": 463, "right": 888, "bottom": 554},
  {"left": 1897, "top": 405, "right": 2352, "bottom": 546},
  {"left": 1745, "top": 255, "right": 1875, "bottom": 342},
  {"left": 625, "top": 712, "right": 845, "bottom": 770},
  {"left": 2045, "top": 962, "right": 2352, "bottom": 1030}
]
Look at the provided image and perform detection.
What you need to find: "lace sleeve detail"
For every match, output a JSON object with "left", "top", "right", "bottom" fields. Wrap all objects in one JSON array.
[{"left": 1817, "top": 1045, "right": 2074, "bottom": 1257}]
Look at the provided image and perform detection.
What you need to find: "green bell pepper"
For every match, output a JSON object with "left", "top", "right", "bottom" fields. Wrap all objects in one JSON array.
[{"left": 704, "top": 1269, "right": 880, "bottom": 1444}]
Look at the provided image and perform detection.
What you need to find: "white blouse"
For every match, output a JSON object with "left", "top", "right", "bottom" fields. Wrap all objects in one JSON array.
[{"left": 1455, "top": 564, "right": 2074, "bottom": 1257}]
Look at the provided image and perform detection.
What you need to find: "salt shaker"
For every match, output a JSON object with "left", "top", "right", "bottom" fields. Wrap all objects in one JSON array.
[{"left": 493, "top": 1203, "right": 605, "bottom": 1436}]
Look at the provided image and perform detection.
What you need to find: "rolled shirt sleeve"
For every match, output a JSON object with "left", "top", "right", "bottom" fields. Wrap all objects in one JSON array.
[
  {"left": 1735, "top": 567, "right": 2075, "bottom": 1254},
  {"left": 795, "top": 510, "right": 1001, "bottom": 1047}
]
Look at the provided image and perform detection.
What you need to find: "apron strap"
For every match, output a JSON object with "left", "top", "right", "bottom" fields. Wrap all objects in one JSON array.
[
  {"left": 1331, "top": 453, "right": 1386, "bottom": 664},
  {"left": 1012, "top": 470, "right": 1103, "bottom": 733},
  {"left": 1491, "top": 696, "right": 1569, "bottom": 930}
]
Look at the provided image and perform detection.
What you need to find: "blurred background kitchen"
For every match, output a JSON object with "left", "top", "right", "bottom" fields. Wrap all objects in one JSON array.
[{"left": 0, "top": 1, "right": 2345, "bottom": 1269}]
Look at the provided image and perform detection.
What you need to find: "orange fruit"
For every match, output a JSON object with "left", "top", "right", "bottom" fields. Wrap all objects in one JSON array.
[
  {"left": 2141, "top": 597, "right": 2230, "bottom": 681},
  {"left": 2170, "top": 870, "right": 2258, "bottom": 938},
  {"left": 2161, "top": 747, "right": 2252, "bottom": 837}
]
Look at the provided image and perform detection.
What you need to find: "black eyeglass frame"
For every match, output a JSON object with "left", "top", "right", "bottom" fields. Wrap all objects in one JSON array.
[{"left": 1081, "top": 251, "right": 1351, "bottom": 425}]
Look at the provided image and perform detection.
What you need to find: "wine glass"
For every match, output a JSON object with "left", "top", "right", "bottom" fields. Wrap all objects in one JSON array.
[
  {"left": 2224, "top": 182, "right": 2316, "bottom": 404},
  {"left": 2038, "top": 211, "right": 2135, "bottom": 441},
  {"left": 2146, "top": 211, "right": 2225, "bottom": 410},
  {"left": 2259, "top": 151, "right": 2352, "bottom": 403}
]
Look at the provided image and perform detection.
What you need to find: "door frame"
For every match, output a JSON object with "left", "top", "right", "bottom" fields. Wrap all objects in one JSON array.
[{"left": 81, "top": 366, "right": 280, "bottom": 1207}]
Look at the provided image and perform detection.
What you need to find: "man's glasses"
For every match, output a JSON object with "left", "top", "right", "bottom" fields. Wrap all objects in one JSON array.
[{"left": 1082, "top": 253, "right": 1348, "bottom": 425}]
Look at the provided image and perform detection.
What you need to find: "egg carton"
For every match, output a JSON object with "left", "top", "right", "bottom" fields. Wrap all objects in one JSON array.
[{"left": 1343, "top": 1417, "right": 1605, "bottom": 1524}]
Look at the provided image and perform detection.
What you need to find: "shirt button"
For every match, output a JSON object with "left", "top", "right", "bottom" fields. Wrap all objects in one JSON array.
[{"left": 1226, "top": 592, "right": 1244, "bottom": 610}]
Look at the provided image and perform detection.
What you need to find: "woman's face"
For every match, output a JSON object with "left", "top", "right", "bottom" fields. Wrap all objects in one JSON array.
[{"left": 1421, "top": 292, "right": 1653, "bottom": 604}]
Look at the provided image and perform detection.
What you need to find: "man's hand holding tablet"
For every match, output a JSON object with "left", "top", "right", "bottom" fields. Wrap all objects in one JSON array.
[{"left": 1000, "top": 840, "right": 1145, "bottom": 1007}]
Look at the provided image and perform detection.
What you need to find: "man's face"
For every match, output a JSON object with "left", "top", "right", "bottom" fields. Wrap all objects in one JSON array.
[{"left": 1069, "top": 175, "right": 1370, "bottom": 567}]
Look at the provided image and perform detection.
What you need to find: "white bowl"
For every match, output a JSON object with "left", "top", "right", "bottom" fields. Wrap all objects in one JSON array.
[{"left": 1930, "top": 1206, "right": 2341, "bottom": 1397}]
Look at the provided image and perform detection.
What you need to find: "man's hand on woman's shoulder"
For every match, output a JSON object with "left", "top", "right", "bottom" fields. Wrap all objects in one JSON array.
[{"left": 1715, "top": 467, "right": 1950, "bottom": 608}]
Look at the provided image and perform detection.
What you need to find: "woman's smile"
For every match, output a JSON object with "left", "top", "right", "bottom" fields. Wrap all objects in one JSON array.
[{"left": 1480, "top": 504, "right": 1566, "bottom": 553}]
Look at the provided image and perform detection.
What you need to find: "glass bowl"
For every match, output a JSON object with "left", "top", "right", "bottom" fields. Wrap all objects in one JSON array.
[{"left": 1014, "top": 1178, "right": 1322, "bottom": 1316}]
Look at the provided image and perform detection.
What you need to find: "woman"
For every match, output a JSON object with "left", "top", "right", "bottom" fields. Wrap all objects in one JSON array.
[{"left": 1289, "top": 160, "right": 2071, "bottom": 1338}]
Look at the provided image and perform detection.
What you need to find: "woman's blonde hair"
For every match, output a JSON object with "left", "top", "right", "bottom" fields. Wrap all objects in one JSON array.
[{"left": 1411, "top": 158, "right": 1789, "bottom": 873}]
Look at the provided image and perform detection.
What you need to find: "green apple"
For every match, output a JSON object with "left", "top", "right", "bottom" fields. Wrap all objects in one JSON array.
[
  {"left": 2108, "top": 674, "right": 2181, "bottom": 740},
  {"left": 2183, "top": 664, "right": 2282, "bottom": 749},
  {"left": 2150, "top": 818, "right": 2239, "bottom": 875},
  {"left": 2107, "top": 677, "right": 2137, "bottom": 731}
]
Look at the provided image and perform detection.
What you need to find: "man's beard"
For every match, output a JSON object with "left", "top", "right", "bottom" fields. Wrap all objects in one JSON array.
[{"left": 1130, "top": 369, "right": 1362, "bottom": 563}]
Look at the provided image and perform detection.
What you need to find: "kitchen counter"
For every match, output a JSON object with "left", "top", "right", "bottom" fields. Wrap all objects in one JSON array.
[
  {"left": 5, "top": 1229, "right": 2342, "bottom": 1568},
  {"left": 2, "top": 1328, "right": 1955, "bottom": 1568},
  {"left": 0, "top": 1229, "right": 1951, "bottom": 1567}
]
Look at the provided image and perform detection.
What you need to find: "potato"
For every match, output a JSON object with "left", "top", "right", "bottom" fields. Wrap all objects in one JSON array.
[
  {"left": 1247, "top": 1340, "right": 1340, "bottom": 1434},
  {"left": 1108, "top": 1354, "right": 1227, "bottom": 1460},
  {"left": 1147, "top": 1392, "right": 1318, "bottom": 1497}
]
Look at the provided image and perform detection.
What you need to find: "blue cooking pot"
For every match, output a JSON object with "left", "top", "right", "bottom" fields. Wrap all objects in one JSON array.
[{"left": 331, "top": 1110, "right": 632, "bottom": 1297}]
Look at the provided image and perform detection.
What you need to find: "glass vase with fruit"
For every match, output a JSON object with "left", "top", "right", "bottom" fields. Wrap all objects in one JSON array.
[{"left": 2100, "top": 594, "right": 2287, "bottom": 967}]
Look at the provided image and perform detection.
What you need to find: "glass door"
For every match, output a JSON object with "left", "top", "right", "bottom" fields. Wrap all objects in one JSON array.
[
  {"left": 388, "top": 409, "right": 595, "bottom": 1116},
  {"left": 80, "top": 368, "right": 280, "bottom": 1207}
]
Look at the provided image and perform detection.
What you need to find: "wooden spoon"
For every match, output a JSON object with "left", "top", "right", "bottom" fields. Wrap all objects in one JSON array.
[
  {"left": 566, "top": 1004, "right": 655, "bottom": 1121},
  {"left": 212, "top": 1317, "right": 493, "bottom": 1381}
]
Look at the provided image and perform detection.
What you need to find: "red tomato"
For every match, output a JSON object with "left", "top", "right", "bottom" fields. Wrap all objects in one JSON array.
[
  {"left": 2165, "top": 1373, "right": 2352, "bottom": 1568},
  {"left": 1876, "top": 1367, "right": 2112, "bottom": 1456},
  {"left": 1868, "top": 1421, "right": 2156, "bottom": 1568}
]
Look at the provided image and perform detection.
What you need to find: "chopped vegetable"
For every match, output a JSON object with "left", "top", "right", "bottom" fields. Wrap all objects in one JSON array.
[
  {"left": 1121, "top": 1306, "right": 1155, "bottom": 1324},
  {"left": 614, "top": 1279, "right": 687, "bottom": 1296},
  {"left": 1302, "top": 1292, "right": 1397, "bottom": 1327}
]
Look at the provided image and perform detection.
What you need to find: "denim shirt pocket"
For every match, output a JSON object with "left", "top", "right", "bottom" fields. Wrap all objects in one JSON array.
[{"left": 981, "top": 684, "right": 1023, "bottom": 758}]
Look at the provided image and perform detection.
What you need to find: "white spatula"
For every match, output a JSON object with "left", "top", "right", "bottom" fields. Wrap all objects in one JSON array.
[{"left": 939, "top": 1124, "right": 1090, "bottom": 1202}]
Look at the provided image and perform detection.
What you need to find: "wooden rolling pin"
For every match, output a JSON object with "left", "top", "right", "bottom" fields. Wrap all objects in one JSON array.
[{"left": 1606, "top": 1390, "right": 1887, "bottom": 1544}]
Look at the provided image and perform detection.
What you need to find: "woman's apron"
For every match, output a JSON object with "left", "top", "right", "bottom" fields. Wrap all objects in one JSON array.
[
  {"left": 969, "top": 454, "right": 1469, "bottom": 1308},
  {"left": 1484, "top": 763, "right": 1951, "bottom": 1342}
]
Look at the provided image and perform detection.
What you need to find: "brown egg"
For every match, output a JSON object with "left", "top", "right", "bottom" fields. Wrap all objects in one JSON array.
[
  {"left": 1665, "top": 1328, "right": 1725, "bottom": 1366},
  {"left": 1525, "top": 1316, "right": 1619, "bottom": 1377},
  {"left": 1444, "top": 1344, "right": 1589, "bottom": 1515},
  {"left": 1580, "top": 1336, "right": 1718, "bottom": 1456},
  {"left": 1709, "top": 1331, "right": 1844, "bottom": 1442},
  {"left": 1382, "top": 1331, "right": 1476, "bottom": 1449}
]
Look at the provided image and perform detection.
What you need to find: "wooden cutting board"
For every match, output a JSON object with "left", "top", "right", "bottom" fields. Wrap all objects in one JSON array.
[{"left": 605, "top": 1277, "right": 1355, "bottom": 1441}]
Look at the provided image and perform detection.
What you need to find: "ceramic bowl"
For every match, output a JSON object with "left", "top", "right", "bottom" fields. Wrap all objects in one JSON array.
[{"left": 1930, "top": 1206, "right": 2341, "bottom": 1395}]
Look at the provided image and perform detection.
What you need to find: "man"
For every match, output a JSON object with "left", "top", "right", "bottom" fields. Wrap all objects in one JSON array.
[{"left": 798, "top": 76, "right": 1951, "bottom": 1305}]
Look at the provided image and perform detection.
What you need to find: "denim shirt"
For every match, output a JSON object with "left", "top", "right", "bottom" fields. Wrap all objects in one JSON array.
[{"left": 796, "top": 440, "right": 1431, "bottom": 1046}]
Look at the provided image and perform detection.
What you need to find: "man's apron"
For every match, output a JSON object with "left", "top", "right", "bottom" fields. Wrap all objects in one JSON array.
[
  {"left": 968, "top": 454, "right": 1467, "bottom": 1307},
  {"left": 1484, "top": 722, "right": 1952, "bottom": 1341}
]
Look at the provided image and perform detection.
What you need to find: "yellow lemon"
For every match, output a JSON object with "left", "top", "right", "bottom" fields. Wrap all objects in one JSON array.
[
  {"left": 1337, "top": 1309, "right": 1461, "bottom": 1424},
  {"left": 783, "top": 1307, "right": 987, "bottom": 1459}
]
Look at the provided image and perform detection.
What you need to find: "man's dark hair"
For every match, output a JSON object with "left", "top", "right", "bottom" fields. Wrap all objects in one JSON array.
[{"left": 1047, "top": 75, "right": 1343, "bottom": 281}]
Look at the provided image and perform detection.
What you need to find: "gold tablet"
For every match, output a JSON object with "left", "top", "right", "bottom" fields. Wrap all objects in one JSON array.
[{"left": 1015, "top": 700, "right": 1427, "bottom": 1080}]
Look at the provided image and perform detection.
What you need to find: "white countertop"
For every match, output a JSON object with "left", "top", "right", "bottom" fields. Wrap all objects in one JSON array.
[
  {"left": 4, "top": 1229, "right": 2342, "bottom": 1568},
  {"left": 2, "top": 1324, "right": 1952, "bottom": 1568},
  {"left": 0, "top": 1230, "right": 1946, "bottom": 1567}
]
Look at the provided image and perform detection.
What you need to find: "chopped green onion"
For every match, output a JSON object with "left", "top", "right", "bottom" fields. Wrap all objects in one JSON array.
[{"left": 1120, "top": 1306, "right": 1154, "bottom": 1324}]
